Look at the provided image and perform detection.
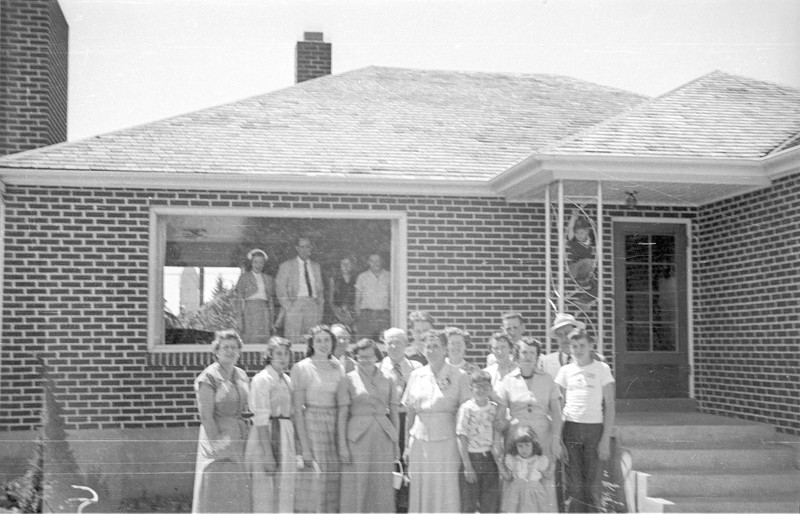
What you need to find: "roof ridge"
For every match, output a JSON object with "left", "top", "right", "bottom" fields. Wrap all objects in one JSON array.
[{"left": 536, "top": 73, "right": 727, "bottom": 155}]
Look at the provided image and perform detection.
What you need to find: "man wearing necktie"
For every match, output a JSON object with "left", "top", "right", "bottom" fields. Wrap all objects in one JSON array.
[
  {"left": 378, "top": 328, "right": 421, "bottom": 512},
  {"left": 275, "top": 237, "right": 324, "bottom": 351}
]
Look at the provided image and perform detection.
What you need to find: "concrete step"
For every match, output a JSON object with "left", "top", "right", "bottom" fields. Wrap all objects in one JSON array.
[
  {"left": 662, "top": 495, "right": 800, "bottom": 513},
  {"left": 616, "top": 413, "right": 777, "bottom": 446},
  {"left": 626, "top": 440, "right": 797, "bottom": 471},
  {"left": 617, "top": 398, "right": 698, "bottom": 412},
  {"left": 645, "top": 469, "right": 799, "bottom": 498}
]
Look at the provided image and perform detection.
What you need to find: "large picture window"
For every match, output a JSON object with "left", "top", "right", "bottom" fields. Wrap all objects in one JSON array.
[{"left": 148, "top": 207, "right": 407, "bottom": 352}]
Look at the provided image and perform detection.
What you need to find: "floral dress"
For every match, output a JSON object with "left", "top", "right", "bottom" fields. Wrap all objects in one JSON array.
[{"left": 191, "top": 362, "right": 251, "bottom": 513}]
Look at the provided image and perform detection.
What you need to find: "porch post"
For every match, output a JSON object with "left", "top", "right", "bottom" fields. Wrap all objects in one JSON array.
[
  {"left": 596, "top": 181, "right": 604, "bottom": 356},
  {"left": 557, "top": 180, "right": 565, "bottom": 313},
  {"left": 545, "top": 185, "right": 552, "bottom": 354}
]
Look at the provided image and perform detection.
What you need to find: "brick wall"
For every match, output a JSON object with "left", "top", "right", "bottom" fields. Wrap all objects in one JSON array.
[
  {"left": 0, "top": 0, "right": 68, "bottom": 156},
  {"left": 2, "top": 181, "right": 795, "bottom": 435},
  {"left": 1, "top": 186, "right": 548, "bottom": 431},
  {"left": 694, "top": 172, "right": 800, "bottom": 435},
  {"left": 46, "top": 0, "right": 69, "bottom": 145}
]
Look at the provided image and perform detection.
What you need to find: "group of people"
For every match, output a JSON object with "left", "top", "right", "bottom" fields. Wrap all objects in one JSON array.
[
  {"left": 234, "top": 238, "right": 391, "bottom": 346},
  {"left": 191, "top": 310, "right": 615, "bottom": 513}
]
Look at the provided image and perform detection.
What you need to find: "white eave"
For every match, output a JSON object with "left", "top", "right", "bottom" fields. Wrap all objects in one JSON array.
[
  {"left": 0, "top": 168, "right": 501, "bottom": 198},
  {"left": 1, "top": 145, "right": 798, "bottom": 206},
  {"left": 490, "top": 146, "right": 800, "bottom": 206}
]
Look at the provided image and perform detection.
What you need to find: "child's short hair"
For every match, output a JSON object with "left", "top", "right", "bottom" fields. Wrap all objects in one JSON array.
[
  {"left": 506, "top": 425, "right": 543, "bottom": 457},
  {"left": 469, "top": 369, "right": 492, "bottom": 386}
]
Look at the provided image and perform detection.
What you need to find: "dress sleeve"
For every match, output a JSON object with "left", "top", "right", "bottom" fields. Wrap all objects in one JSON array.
[
  {"left": 194, "top": 366, "right": 218, "bottom": 393},
  {"left": 457, "top": 369, "right": 472, "bottom": 405},
  {"left": 290, "top": 361, "right": 308, "bottom": 397},
  {"left": 249, "top": 373, "right": 273, "bottom": 427},
  {"left": 455, "top": 402, "right": 469, "bottom": 436},
  {"left": 401, "top": 369, "right": 417, "bottom": 409},
  {"left": 554, "top": 366, "right": 567, "bottom": 389},
  {"left": 494, "top": 379, "right": 508, "bottom": 407}
]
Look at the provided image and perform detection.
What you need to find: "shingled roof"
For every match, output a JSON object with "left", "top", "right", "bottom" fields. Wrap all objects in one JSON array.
[
  {"left": 543, "top": 71, "right": 800, "bottom": 159},
  {"left": 0, "top": 67, "right": 647, "bottom": 180}
]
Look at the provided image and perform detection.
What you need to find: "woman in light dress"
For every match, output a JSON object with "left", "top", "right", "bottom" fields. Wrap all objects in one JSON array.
[
  {"left": 235, "top": 248, "right": 275, "bottom": 345},
  {"left": 246, "top": 336, "right": 296, "bottom": 512},
  {"left": 191, "top": 330, "right": 251, "bottom": 513},
  {"left": 495, "top": 336, "right": 563, "bottom": 513},
  {"left": 402, "top": 329, "right": 471, "bottom": 513}
]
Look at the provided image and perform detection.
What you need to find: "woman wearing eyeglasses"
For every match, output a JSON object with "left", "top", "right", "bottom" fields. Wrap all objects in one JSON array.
[{"left": 191, "top": 330, "right": 251, "bottom": 513}]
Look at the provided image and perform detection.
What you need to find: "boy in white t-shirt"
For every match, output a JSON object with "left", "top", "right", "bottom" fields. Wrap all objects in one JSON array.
[
  {"left": 456, "top": 370, "right": 505, "bottom": 513},
  {"left": 554, "top": 329, "right": 616, "bottom": 513}
]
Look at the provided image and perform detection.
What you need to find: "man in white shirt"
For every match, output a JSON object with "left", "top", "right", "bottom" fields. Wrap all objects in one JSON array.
[
  {"left": 275, "top": 237, "right": 324, "bottom": 349},
  {"left": 554, "top": 329, "right": 615, "bottom": 513},
  {"left": 355, "top": 253, "right": 391, "bottom": 340}
]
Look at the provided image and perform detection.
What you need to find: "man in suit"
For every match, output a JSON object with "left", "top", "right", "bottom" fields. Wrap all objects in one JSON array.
[{"left": 275, "top": 236, "right": 324, "bottom": 347}]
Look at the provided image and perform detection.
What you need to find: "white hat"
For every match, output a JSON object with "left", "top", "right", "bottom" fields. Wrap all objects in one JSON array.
[
  {"left": 247, "top": 248, "right": 268, "bottom": 261},
  {"left": 551, "top": 313, "right": 585, "bottom": 331}
]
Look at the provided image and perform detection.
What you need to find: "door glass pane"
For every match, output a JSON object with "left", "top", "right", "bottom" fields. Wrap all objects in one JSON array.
[
  {"left": 653, "top": 323, "right": 677, "bottom": 351},
  {"left": 626, "top": 264, "right": 650, "bottom": 291},
  {"left": 651, "top": 235, "right": 675, "bottom": 263},
  {"left": 625, "top": 235, "right": 650, "bottom": 262},
  {"left": 626, "top": 293, "right": 651, "bottom": 322},
  {"left": 626, "top": 324, "right": 650, "bottom": 351}
]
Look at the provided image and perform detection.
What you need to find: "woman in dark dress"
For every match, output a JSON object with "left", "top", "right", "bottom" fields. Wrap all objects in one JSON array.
[{"left": 328, "top": 256, "right": 357, "bottom": 327}]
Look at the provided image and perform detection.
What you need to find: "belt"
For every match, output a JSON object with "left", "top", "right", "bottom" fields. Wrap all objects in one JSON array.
[
  {"left": 270, "top": 415, "right": 291, "bottom": 420},
  {"left": 469, "top": 450, "right": 494, "bottom": 458},
  {"left": 360, "top": 309, "right": 389, "bottom": 313}
]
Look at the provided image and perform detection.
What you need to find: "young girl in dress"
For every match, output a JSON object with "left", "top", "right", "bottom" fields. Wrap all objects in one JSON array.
[{"left": 502, "top": 425, "right": 551, "bottom": 513}]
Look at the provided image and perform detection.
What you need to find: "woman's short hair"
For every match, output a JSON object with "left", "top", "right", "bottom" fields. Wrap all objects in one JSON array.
[
  {"left": 517, "top": 336, "right": 543, "bottom": 357},
  {"left": 330, "top": 323, "right": 352, "bottom": 339},
  {"left": 353, "top": 338, "right": 383, "bottom": 361},
  {"left": 264, "top": 336, "right": 291, "bottom": 366},
  {"left": 305, "top": 325, "right": 337, "bottom": 358},
  {"left": 501, "top": 311, "right": 524, "bottom": 324},
  {"left": 421, "top": 329, "right": 448, "bottom": 348},
  {"left": 444, "top": 326, "right": 470, "bottom": 344},
  {"left": 490, "top": 331, "right": 515, "bottom": 358},
  {"left": 505, "top": 425, "right": 543, "bottom": 457},
  {"left": 211, "top": 329, "right": 243, "bottom": 353}
]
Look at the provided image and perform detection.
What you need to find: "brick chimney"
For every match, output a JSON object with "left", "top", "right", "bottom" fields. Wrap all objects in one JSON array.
[
  {"left": 295, "top": 32, "right": 331, "bottom": 83},
  {"left": 0, "top": 0, "right": 69, "bottom": 156}
]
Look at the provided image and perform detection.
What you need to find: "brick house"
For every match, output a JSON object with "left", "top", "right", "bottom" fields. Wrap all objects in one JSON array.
[{"left": 0, "top": 35, "right": 798, "bottom": 502}]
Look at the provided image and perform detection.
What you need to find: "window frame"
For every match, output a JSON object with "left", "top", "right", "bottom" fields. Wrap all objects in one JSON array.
[{"left": 147, "top": 206, "right": 408, "bottom": 353}]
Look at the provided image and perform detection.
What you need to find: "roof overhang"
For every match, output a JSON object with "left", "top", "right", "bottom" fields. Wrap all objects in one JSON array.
[
  {"left": 0, "top": 168, "right": 500, "bottom": 198},
  {"left": 490, "top": 147, "right": 800, "bottom": 206},
  {"left": 2, "top": 145, "right": 798, "bottom": 205}
]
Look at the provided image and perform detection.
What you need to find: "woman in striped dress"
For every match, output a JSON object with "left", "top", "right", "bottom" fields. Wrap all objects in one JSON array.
[{"left": 291, "top": 325, "right": 345, "bottom": 512}]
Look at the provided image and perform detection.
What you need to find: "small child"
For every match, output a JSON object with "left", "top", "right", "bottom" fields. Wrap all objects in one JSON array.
[
  {"left": 456, "top": 370, "right": 505, "bottom": 513},
  {"left": 502, "top": 425, "right": 551, "bottom": 513}
]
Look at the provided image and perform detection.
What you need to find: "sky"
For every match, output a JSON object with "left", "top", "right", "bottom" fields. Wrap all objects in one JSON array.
[{"left": 59, "top": 0, "right": 800, "bottom": 141}]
